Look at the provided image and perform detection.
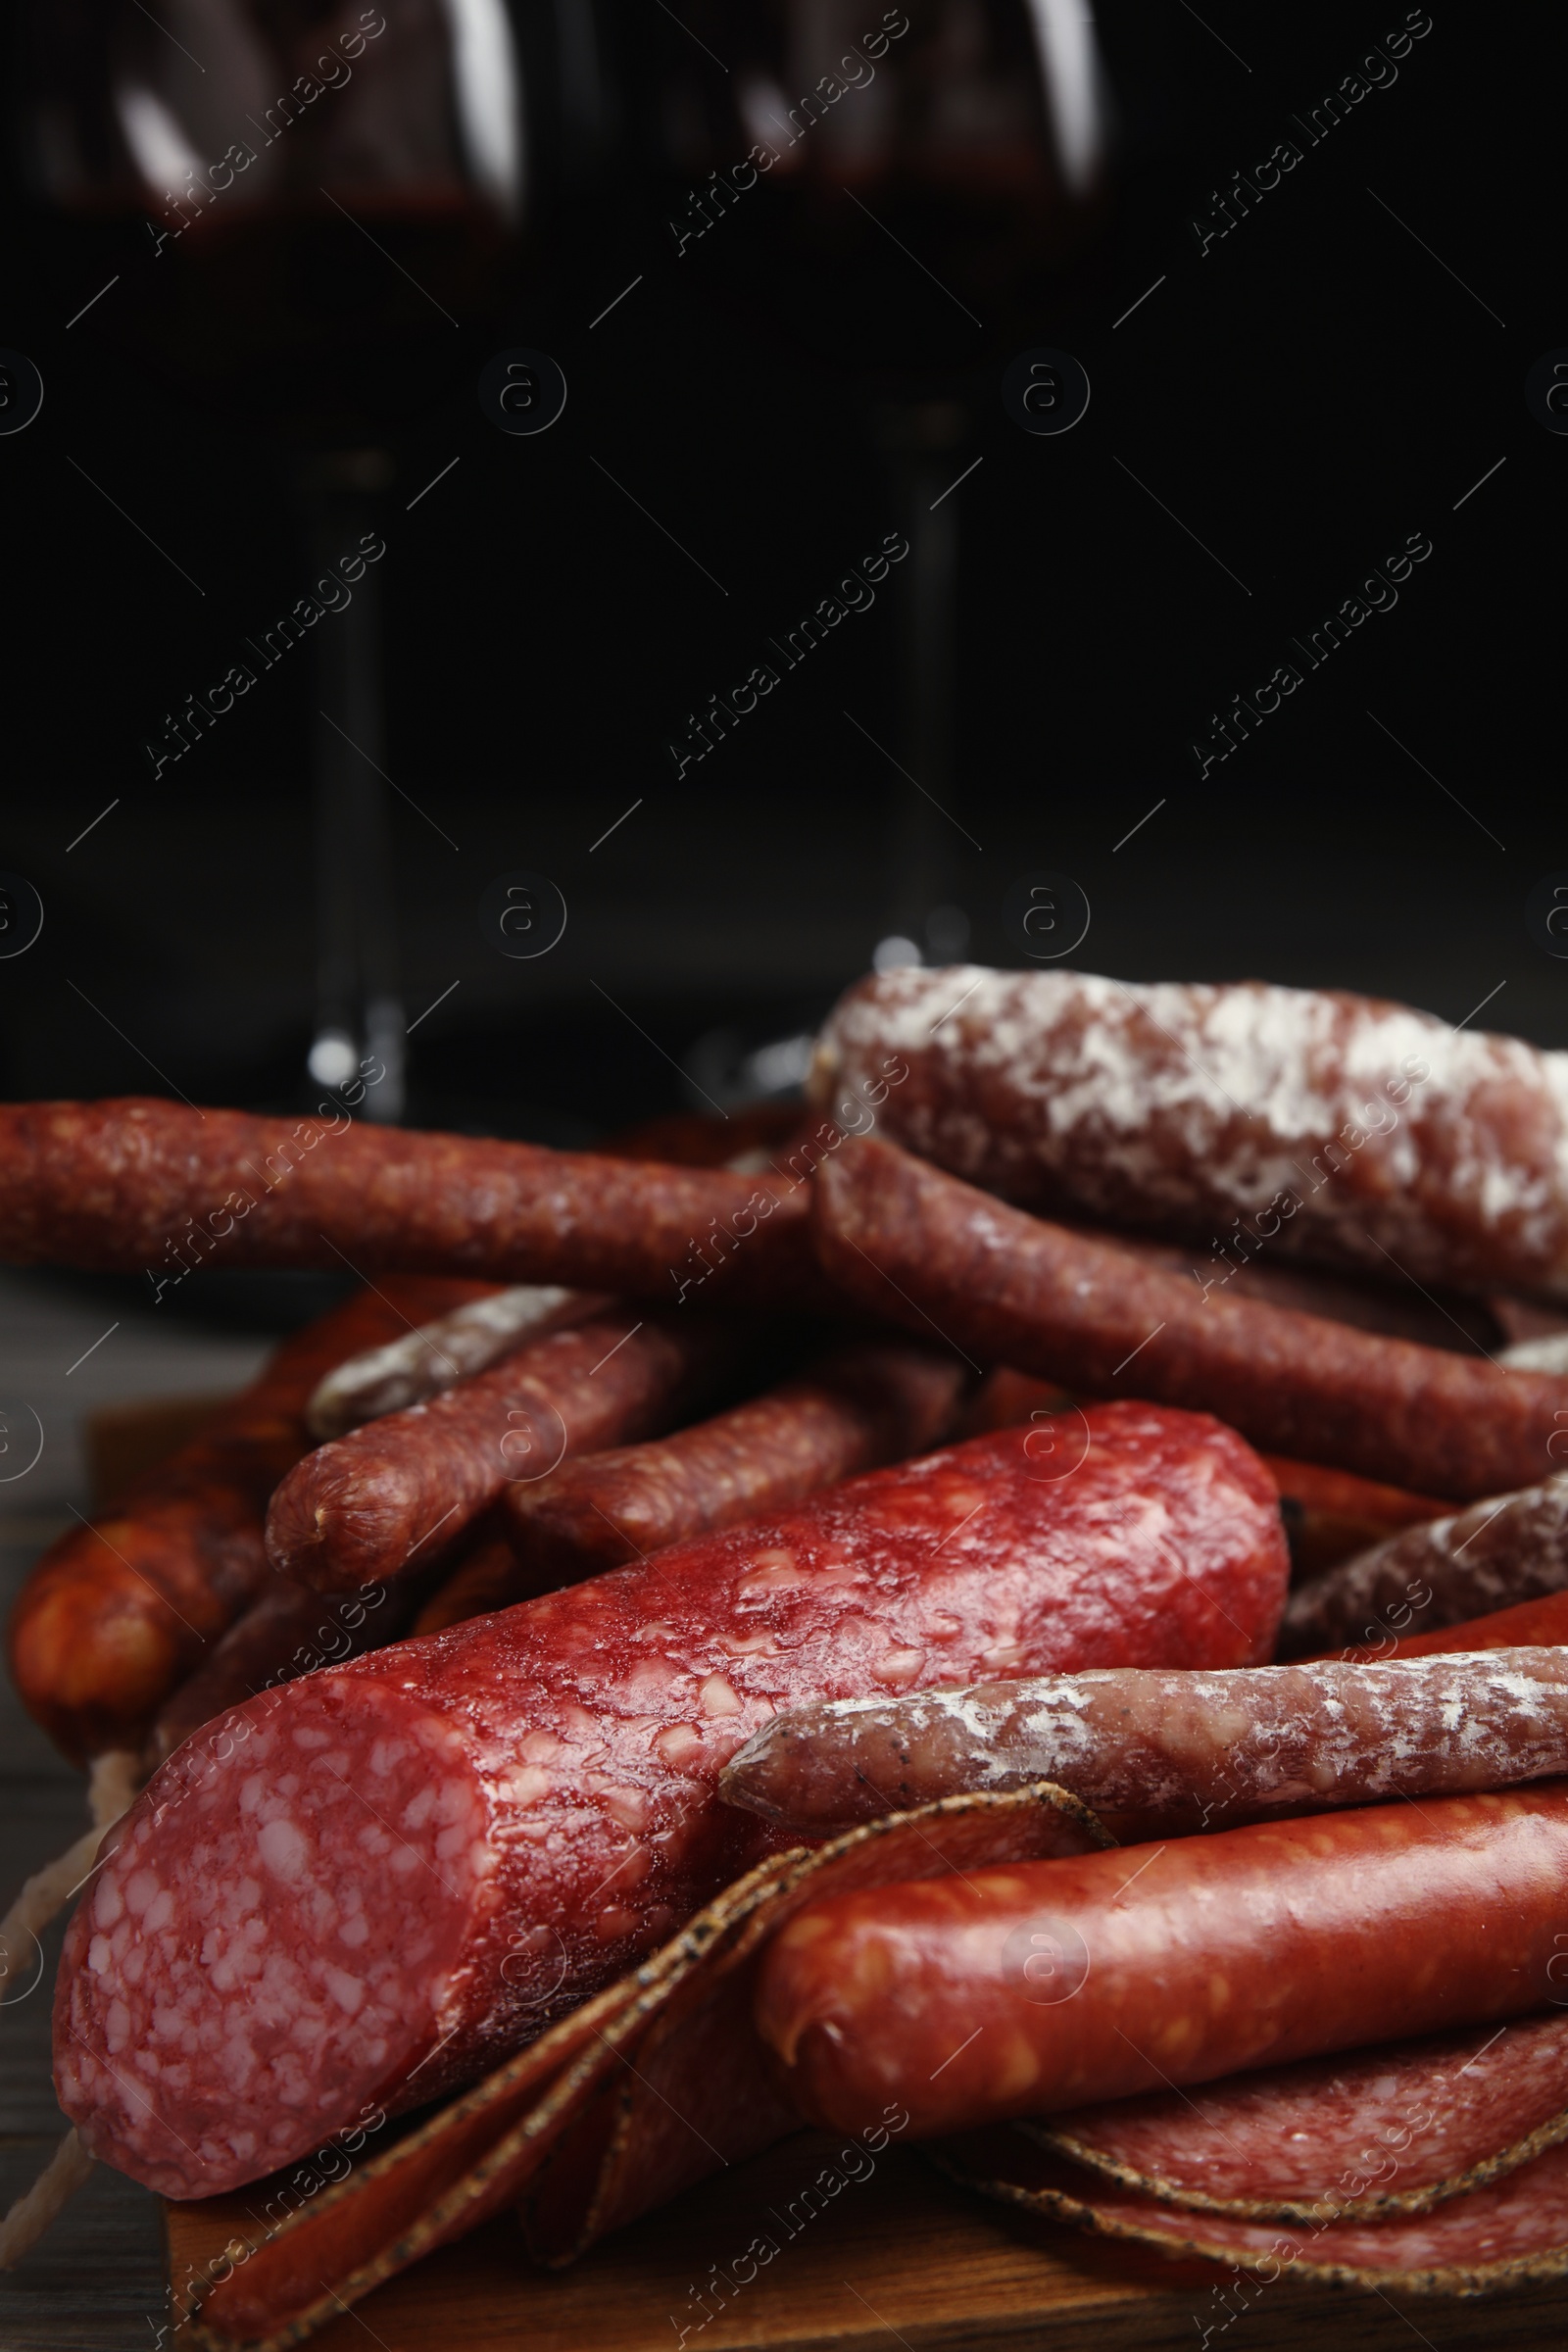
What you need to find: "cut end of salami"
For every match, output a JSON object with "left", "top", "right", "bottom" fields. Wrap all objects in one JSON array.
[{"left": 56, "top": 1678, "right": 492, "bottom": 2198}]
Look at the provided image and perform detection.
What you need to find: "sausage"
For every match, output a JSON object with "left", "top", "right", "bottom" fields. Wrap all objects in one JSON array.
[
  {"left": 1261, "top": 1454, "right": 1446, "bottom": 1580},
  {"left": 0, "top": 1098, "right": 831, "bottom": 1310},
  {"left": 412, "top": 1530, "right": 534, "bottom": 1636},
  {"left": 937, "top": 2127, "right": 1568, "bottom": 2293},
  {"left": 809, "top": 963, "right": 1568, "bottom": 1298},
  {"left": 1282, "top": 1473, "right": 1568, "bottom": 1655},
  {"left": 752, "top": 1786, "right": 1568, "bottom": 2140},
  {"left": 266, "top": 1311, "right": 749, "bottom": 1592},
  {"left": 1385, "top": 1587, "right": 1568, "bottom": 1658},
  {"left": 810, "top": 1136, "right": 1568, "bottom": 1500},
  {"left": 1036, "top": 2008, "right": 1568, "bottom": 2221},
  {"left": 143, "top": 1579, "right": 405, "bottom": 1771},
  {"left": 495, "top": 1340, "right": 968, "bottom": 1591},
  {"left": 53, "top": 1402, "right": 1286, "bottom": 2197},
  {"left": 305, "top": 1285, "right": 601, "bottom": 1439},
  {"left": 7, "top": 1278, "right": 486, "bottom": 1762},
  {"left": 718, "top": 1651, "right": 1568, "bottom": 1835}
]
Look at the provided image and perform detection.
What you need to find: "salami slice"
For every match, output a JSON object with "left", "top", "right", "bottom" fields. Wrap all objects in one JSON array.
[
  {"left": 1282, "top": 1473, "right": 1568, "bottom": 1654},
  {"left": 7, "top": 1278, "right": 485, "bottom": 1761},
  {"left": 753, "top": 1788, "right": 1568, "bottom": 2140},
  {"left": 935, "top": 2127, "right": 1568, "bottom": 2292},
  {"left": 1036, "top": 2010, "right": 1568, "bottom": 2220},
  {"left": 719, "top": 1651, "right": 1568, "bottom": 1835},
  {"left": 812, "top": 1135, "right": 1568, "bottom": 1499},
  {"left": 810, "top": 964, "right": 1568, "bottom": 1299},
  {"left": 54, "top": 1402, "right": 1285, "bottom": 2197},
  {"left": 266, "top": 1311, "right": 745, "bottom": 1592}
]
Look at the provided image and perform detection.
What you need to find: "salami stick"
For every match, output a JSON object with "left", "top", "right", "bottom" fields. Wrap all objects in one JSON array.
[
  {"left": 1261, "top": 1454, "right": 1446, "bottom": 1579},
  {"left": 719, "top": 1651, "right": 1568, "bottom": 1834},
  {"left": 266, "top": 1311, "right": 746, "bottom": 1592},
  {"left": 0, "top": 1098, "right": 829, "bottom": 1308},
  {"left": 1384, "top": 1586, "right": 1568, "bottom": 1657},
  {"left": 495, "top": 1339, "right": 968, "bottom": 1590},
  {"left": 753, "top": 1785, "right": 1568, "bottom": 2139},
  {"left": 7, "top": 1278, "right": 486, "bottom": 1762},
  {"left": 812, "top": 1136, "right": 1568, "bottom": 1500},
  {"left": 811, "top": 963, "right": 1568, "bottom": 1298},
  {"left": 305, "top": 1284, "right": 599, "bottom": 1439},
  {"left": 1282, "top": 1472, "right": 1568, "bottom": 1654},
  {"left": 55, "top": 1404, "right": 1285, "bottom": 2197}
]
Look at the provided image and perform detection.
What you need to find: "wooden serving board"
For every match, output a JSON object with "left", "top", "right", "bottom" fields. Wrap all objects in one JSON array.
[{"left": 166, "top": 2132, "right": 1568, "bottom": 2352}]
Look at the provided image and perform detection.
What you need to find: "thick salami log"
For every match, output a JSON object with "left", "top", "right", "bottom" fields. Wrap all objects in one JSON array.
[
  {"left": 304, "top": 1284, "right": 596, "bottom": 1439},
  {"left": 497, "top": 1339, "right": 967, "bottom": 1587},
  {"left": 753, "top": 1787, "right": 1568, "bottom": 2138},
  {"left": 720, "top": 1651, "right": 1568, "bottom": 1835},
  {"left": 266, "top": 1311, "right": 747, "bottom": 1592},
  {"left": 7, "top": 1279, "right": 486, "bottom": 1762},
  {"left": 936, "top": 2127, "right": 1568, "bottom": 2293},
  {"left": 54, "top": 1403, "right": 1285, "bottom": 2196},
  {"left": 0, "top": 1098, "right": 829, "bottom": 1308},
  {"left": 1283, "top": 1472, "right": 1568, "bottom": 1654},
  {"left": 1036, "top": 2010, "right": 1568, "bottom": 2221},
  {"left": 811, "top": 1136, "right": 1568, "bottom": 1500},
  {"left": 810, "top": 963, "right": 1568, "bottom": 1298}
]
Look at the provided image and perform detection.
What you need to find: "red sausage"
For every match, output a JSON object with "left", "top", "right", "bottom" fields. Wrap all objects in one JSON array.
[
  {"left": 54, "top": 1403, "right": 1285, "bottom": 2197},
  {"left": 496, "top": 1339, "right": 968, "bottom": 1589},
  {"left": 809, "top": 964, "right": 1568, "bottom": 1299},
  {"left": 265, "top": 1311, "right": 748, "bottom": 1592},
  {"left": 0, "top": 1098, "right": 830, "bottom": 1309},
  {"left": 143, "top": 1579, "right": 406, "bottom": 1771},
  {"left": 7, "top": 1278, "right": 488, "bottom": 1762},
  {"left": 812, "top": 1136, "right": 1568, "bottom": 1500},
  {"left": 753, "top": 1787, "right": 1568, "bottom": 2139}
]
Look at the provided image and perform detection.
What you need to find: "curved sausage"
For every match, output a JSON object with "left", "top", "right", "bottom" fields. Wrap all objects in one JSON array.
[
  {"left": 304, "top": 1285, "right": 600, "bottom": 1439},
  {"left": 143, "top": 1578, "right": 406, "bottom": 1771},
  {"left": 54, "top": 1403, "right": 1285, "bottom": 2197},
  {"left": 493, "top": 1340, "right": 968, "bottom": 1592},
  {"left": 719, "top": 1651, "right": 1568, "bottom": 1835},
  {"left": 810, "top": 964, "right": 1568, "bottom": 1298},
  {"left": 753, "top": 1786, "right": 1568, "bottom": 2139},
  {"left": 1282, "top": 1472, "right": 1568, "bottom": 1654},
  {"left": 811, "top": 1135, "right": 1568, "bottom": 1499},
  {"left": 7, "top": 1278, "right": 486, "bottom": 1762},
  {"left": 0, "top": 1098, "right": 831, "bottom": 1310},
  {"left": 266, "top": 1311, "right": 748, "bottom": 1592}
]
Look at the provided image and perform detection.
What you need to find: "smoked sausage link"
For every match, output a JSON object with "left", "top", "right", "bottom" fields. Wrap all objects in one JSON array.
[
  {"left": 7, "top": 1279, "right": 486, "bottom": 1762},
  {"left": 753, "top": 1786, "right": 1568, "bottom": 2138},
  {"left": 0, "top": 1098, "right": 826, "bottom": 1308},
  {"left": 811, "top": 1136, "right": 1568, "bottom": 1501},
  {"left": 499, "top": 1339, "right": 967, "bottom": 1584},
  {"left": 810, "top": 964, "right": 1568, "bottom": 1298},
  {"left": 266, "top": 1311, "right": 745, "bottom": 1592},
  {"left": 54, "top": 1403, "right": 1285, "bottom": 2198}
]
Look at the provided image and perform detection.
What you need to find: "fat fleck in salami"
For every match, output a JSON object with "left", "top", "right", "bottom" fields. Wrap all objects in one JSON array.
[
  {"left": 304, "top": 1284, "right": 597, "bottom": 1439},
  {"left": 720, "top": 1652, "right": 1568, "bottom": 1835},
  {"left": 1282, "top": 1472, "right": 1568, "bottom": 1654},
  {"left": 753, "top": 1786, "right": 1568, "bottom": 2140},
  {"left": 266, "top": 1312, "right": 747, "bottom": 1592},
  {"left": 7, "top": 1278, "right": 485, "bottom": 1761},
  {"left": 498, "top": 1340, "right": 967, "bottom": 1587},
  {"left": 54, "top": 1403, "right": 1285, "bottom": 2196},
  {"left": 812, "top": 1136, "right": 1568, "bottom": 1500},
  {"left": 0, "top": 1099, "right": 828, "bottom": 1309},
  {"left": 810, "top": 964, "right": 1568, "bottom": 1298}
]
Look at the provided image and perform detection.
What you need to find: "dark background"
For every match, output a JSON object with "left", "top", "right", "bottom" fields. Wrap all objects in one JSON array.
[{"left": 0, "top": 0, "right": 1558, "bottom": 1157}]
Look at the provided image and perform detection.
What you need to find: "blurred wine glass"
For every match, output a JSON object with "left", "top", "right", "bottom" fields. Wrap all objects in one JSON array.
[
  {"left": 636, "top": 0, "right": 1112, "bottom": 964},
  {"left": 16, "top": 0, "right": 620, "bottom": 1112}
]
